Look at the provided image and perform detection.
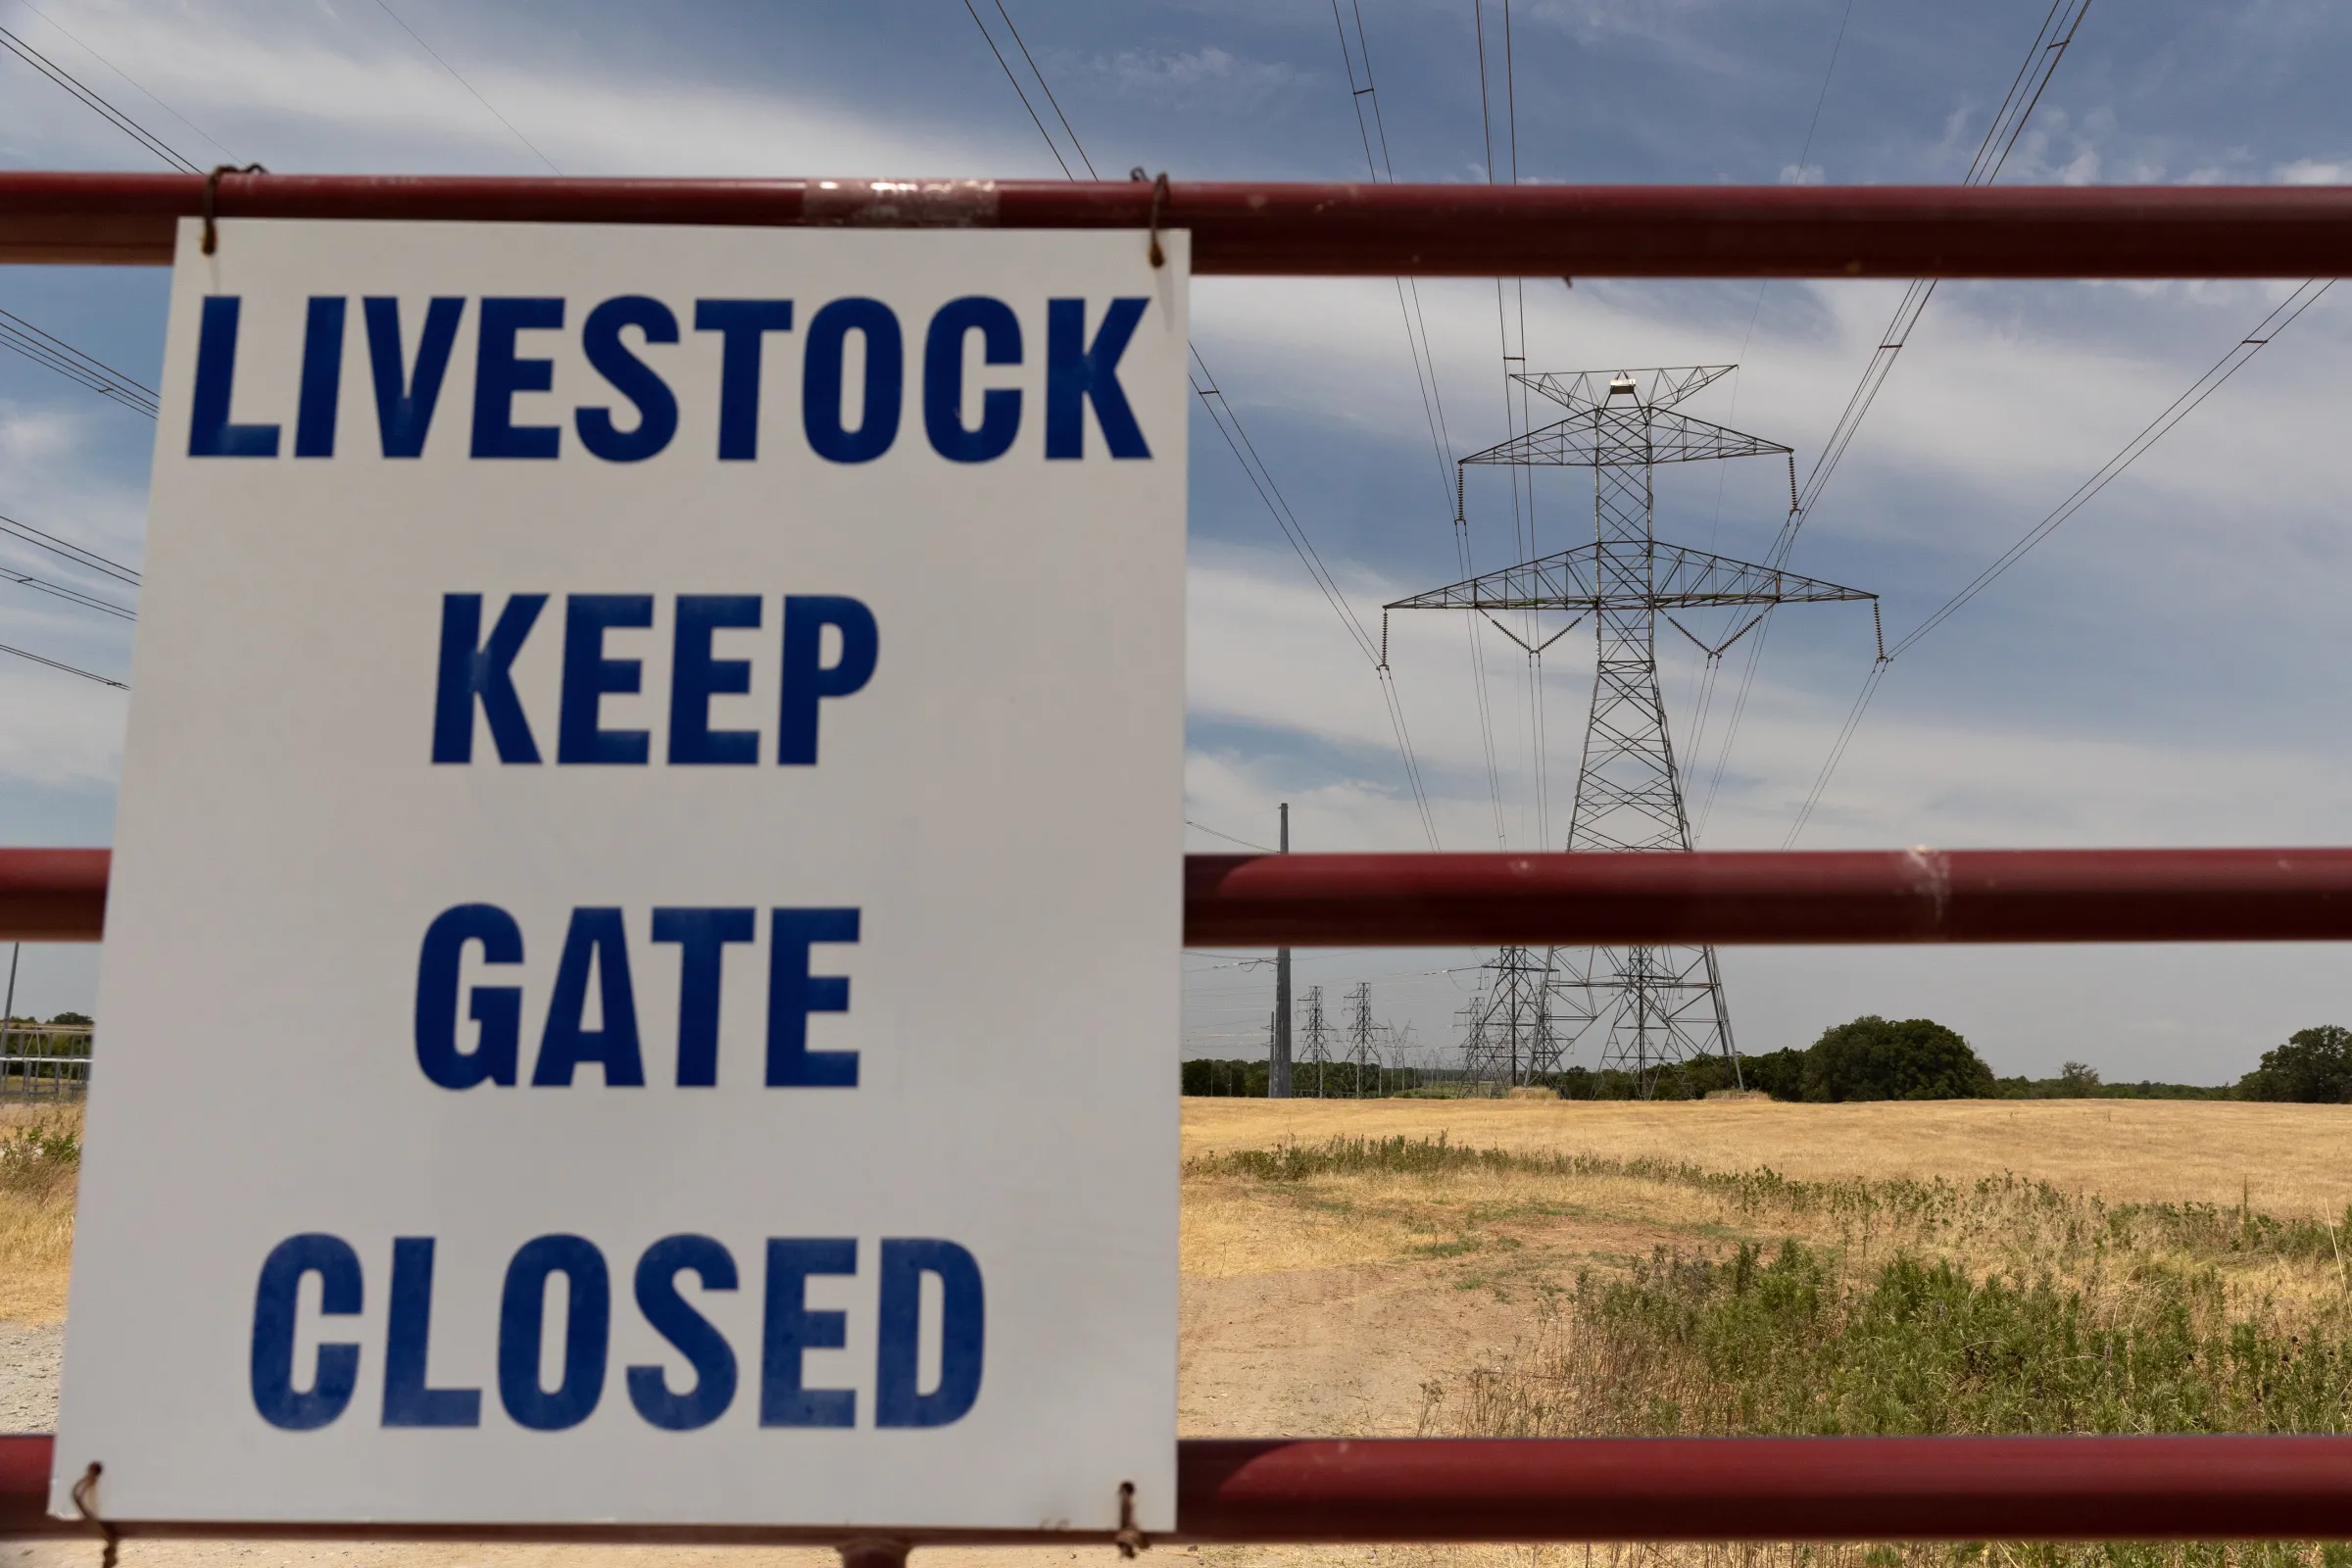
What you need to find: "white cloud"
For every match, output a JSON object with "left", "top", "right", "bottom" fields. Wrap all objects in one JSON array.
[{"left": 1091, "top": 45, "right": 1298, "bottom": 104}]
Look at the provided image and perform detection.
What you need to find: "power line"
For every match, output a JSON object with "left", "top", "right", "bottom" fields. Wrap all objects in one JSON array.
[
  {"left": 369, "top": 0, "right": 561, "bottom": 174},
  {"left": 1784, "top": 276, "right": 2333, "bottom": 844},
  {"left": 1697, "top": 0, "right": 2090, "bottom": 840},
  {"left": 1186, "top": 818, "right": 1278, "bottom": 854},
  {"left": 0, "top": 640, "right": 125, "bottom": 690},
  {"left": 1888, "top": 279, "right": 2331, "bottom": 660},
  {"left": 0, "top": 307, "right": 158, "bottom": 418},
  {"left": 0, "top": 514, "right": 140, "bottom": 588},
  {"left": 13, "top": 2, "right": 235, "bottom": 162},
  {"left": 0, "top": 20, "right": 184, "bottom": 420},
  {"left": 1, "top": 568, "right": 134, "bottom": 621},
  {"left": 960, "top": 0, "right": 1070, "bottom": 177},
  {"left": 0, "top": 22, "right": 200, "bottom": 172},
  {"left": 963, "top": 2, "right": 1444, "bottom": 850},
  {"left": 987, "top": 0, "right": 1096, "bottom": 178}
]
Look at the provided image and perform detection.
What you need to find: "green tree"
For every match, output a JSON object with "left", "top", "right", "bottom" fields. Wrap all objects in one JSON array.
[
  {"left": 1738, "top": 1048, "right": 1810, "bottom": 1102},
  {"left": 1801, "top": 1015, "right": 1995, "bottom": 1102},
  {"left": 2237, "top": 1025, "right": 2352, "bottom": 1102},
  {"left": 2055, "top": 1060, "right": 2101, "bottom": 1098}
]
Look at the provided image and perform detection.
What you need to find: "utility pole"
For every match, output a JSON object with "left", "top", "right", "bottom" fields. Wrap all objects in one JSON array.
[
  {"left": 1268, "top": 803, "right": 1293, "bottom": 1099},
  {"left": 0, "top": 943, "right": 17, "bottom": 1094}
]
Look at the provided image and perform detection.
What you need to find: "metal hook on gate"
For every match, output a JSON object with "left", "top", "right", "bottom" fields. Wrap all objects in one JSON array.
[
  {"left": 201, "top": 164, "right": 268, "bottom": 256},
  {"left": 1130, "top": 168, "right": 1171, "bottom": 269}
]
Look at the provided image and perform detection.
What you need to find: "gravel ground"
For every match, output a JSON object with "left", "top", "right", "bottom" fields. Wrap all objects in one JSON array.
[{"left": 0, "top": 1322, "right": 61, "bottom": 1433}]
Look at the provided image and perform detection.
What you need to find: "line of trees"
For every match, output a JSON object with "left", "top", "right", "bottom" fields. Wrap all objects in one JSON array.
[
  {"left": 1180, "top": 1058, "right": 1427, "bottom": 1098},
  {"left": 1187, "top": 1018, "right": 2352, "bottom": 1105}
]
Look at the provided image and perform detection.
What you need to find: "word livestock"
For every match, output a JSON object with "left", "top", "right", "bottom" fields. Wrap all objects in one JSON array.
[
  {"left": 191, "top": 292, "right": 1155, "bottom": 465},
  {"left": 60, "top": 221, "right": 1182, "bottom": 1531}
]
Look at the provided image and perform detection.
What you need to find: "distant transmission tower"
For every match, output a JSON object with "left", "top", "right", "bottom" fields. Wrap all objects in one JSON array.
[
  {"left": 1298, "top": 985, "right": 1333, "bottom": 1097},
  {"left": 1455, "top": 946, "right": 1560, "bottom": 1087},
  {"left": 1344, "top": 982, "right": 1380, "bottom": 1098},
  {"left": 1389, "top": 368, "right": 1876, "bottom": 1089}
]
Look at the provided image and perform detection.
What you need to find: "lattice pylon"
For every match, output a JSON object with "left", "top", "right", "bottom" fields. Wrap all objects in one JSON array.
[{"left": 1387, "top": 368, "right": 1875, "bottom": 1092}]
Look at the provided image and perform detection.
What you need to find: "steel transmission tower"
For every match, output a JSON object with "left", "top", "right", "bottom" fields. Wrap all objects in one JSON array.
[
  {"left": 1389, "top": 367, "right": 1875, "bottom": 1088},
  {"left": 1454, "top": 946, "right": 1562, "bottom": 1086},
  {"left": 1344, "top": 982, "right": 1379, "bottom": 1098},
  {"left": 1298, "top": 985, "right": 1333, "bottom": 1096}
]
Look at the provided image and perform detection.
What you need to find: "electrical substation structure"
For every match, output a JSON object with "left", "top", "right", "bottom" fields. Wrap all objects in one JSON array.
[{"left": 1389, "top": 367, "right": 1879, "bottom": 1089}]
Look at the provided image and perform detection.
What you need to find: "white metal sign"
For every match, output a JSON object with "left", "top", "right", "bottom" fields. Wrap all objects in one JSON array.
[{"left": 54, "top": 218, "right": 1185, "bottom": 1530}]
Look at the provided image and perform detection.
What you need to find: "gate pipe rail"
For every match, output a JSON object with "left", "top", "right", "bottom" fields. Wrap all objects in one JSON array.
[
  {"left": 11, "top": 1434, "right": 2352, "bottom": 1543},
  {"left": 11, "top": 846, "right": 2352, "bottom": 947},
  {"left": 7, "top": 172, "right": 2352, "bottom": 275}
]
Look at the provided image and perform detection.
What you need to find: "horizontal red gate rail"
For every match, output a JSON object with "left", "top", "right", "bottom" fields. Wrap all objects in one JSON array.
[
  {"left": 7, "top": 172, "right": 2352, "bottom": 275},
  {"left": 10, "top": 1433, "right": 2352, "bottom": 1543},
  {"left": 12, "top": 846, "right": 2352, "bottom": 947}
]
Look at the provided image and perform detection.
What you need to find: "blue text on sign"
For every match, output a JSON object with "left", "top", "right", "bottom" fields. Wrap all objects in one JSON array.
[
  {"left": 416, "top": 904, "right": 860, "bottom": 1090},
  {"left": 187, "top": 294, "right": 1155, "bottom": 465},
  {"left": 249, "top": 1233, "right": 983, "bottom": 1433},
  {"left": 432, "top": 593, "right": 877, "bottom": 767}
]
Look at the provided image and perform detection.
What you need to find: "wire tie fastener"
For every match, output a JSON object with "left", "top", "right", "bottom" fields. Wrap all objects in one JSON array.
[
  {"left": 1114, "top": 1479, "right": 1150, "bottom": 1559},
  {"left": 201, "top": 163, "right": 268, "bottom": 256},
  {"left": 71, "top": 1461, "right": 119, "bottom": 1568},
  {"left": 1130, "top": 168, "right": 1170, "bottom": 269}
]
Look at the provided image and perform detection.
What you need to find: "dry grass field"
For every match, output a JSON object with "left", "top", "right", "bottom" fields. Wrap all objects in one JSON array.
[
  {"left": 7, "top": 1094, "right": 2352, "bottom": 1568},
  {"left": 0, "top": 1105, "right": 77, "bottom": 1325}
]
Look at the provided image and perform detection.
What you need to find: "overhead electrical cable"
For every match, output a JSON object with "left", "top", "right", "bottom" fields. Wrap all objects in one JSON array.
[
  {"left": 986, "top": 0, "right": 1096, "bottom": 178},
  {"left": 1460, "top": 0, "right": 1525, "bottom": 851},
  {"left": 1679, "top": 0, "right": 1858, "bottom": 815},
  {"left": 1782, "top": 276, "right": 2332, "bottom": 846},
  {"left": 0, "top": 23, "right": 184, "bottom": 418},
  {"left": 1886, "top": 279, "right": 2328, "bottom": 659},
  {"left": 13, "top": 2, "right": 235, "bottom": 162},
  {"left": 960, "top": 0, "right": 1071, "bottom": 177},
  {"left": 1, "top": 568, "right": 134, "bottom": 621},
  {"left": 965, "top": 1, "right": 1445, "bottom": 849},
  {"left": 1185, "top": 818, "right": 1279, "bottom": 854},
  {"left": 0, "top": 640, "right": 125, "bottom": 690},
  {"left": 0, "top": 308, "right": 158, "bottom": 418},
  {"left": 369, "top": 0, "right": 561, "bottom": 174},
  {"left": 0, "top": 514, "right": 140, "bottom": 587},
  {"left": 1329, "top": 0, "right": 1499, "bottom": 851},
  {"left": 1696, "top": 0, "right": 2090, "bottom": 841},
  {"left": 0, "top": 22, "right": 200, "bottom": 172}
]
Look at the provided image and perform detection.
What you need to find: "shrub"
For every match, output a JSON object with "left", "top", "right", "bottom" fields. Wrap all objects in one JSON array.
[{"left": 1802, "top": 1015, "right": 1994, "bottom": 1102}]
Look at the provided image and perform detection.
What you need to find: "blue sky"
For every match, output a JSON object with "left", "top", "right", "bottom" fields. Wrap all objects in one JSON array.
[{"left": 3, "top": 0, "right": 2351, "bottom": 1081}]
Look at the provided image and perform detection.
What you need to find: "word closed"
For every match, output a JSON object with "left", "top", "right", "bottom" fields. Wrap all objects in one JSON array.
[{"left": 250, "top": 1233, "right": 983, "bottom": 1433}]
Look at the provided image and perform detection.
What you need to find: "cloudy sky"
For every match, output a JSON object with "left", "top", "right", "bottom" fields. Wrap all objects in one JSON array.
[{"left": 2, "top": 0, "right": 2349, "bottom": 1081}]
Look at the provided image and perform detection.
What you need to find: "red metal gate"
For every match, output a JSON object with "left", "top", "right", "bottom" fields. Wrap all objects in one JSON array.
[{"left": 1, "top": 172, "right": 2348, "bottom": 1549}]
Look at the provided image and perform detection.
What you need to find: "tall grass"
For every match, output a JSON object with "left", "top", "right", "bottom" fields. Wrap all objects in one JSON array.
[
  {"left": 1457, "top": 1241, "right": 2352, "bottom": 1439},
  {"left": 0, "top": 1110, "right": 79, "bottom": 1321},
  {"left": 1202, "top": 1134, "right": 2352, "bottom": 1563}
]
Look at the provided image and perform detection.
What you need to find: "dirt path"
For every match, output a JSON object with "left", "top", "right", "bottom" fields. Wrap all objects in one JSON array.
[{"left": 0, "top": 1325, "right": 59, "bottom": 1434}]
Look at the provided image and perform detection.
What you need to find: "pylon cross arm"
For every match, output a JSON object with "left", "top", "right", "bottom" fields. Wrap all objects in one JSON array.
[
  {"left": 1457, "top": 407, "right": 1792, "bottom": 468},
  {"left": 1382, "top": 541, "right": 1872, "bottom": 612}
]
